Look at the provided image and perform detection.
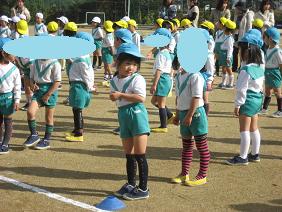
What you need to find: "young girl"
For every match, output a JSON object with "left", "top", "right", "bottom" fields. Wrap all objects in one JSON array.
[
  {"left": 91, "top": 17, "right": 104, "bottom": 70},
  {"left": 47, "top": 21, "right": 58, "bottom": 36},
  {"left": 226, "top": 32, "right": 264, "bottom": 165},
  {"left": 171, "top": 68, "right": 210, "bottom": 186},
  {"left": 23, "top": 59, "right": 61, "bottom": 150},
  {"left": 150, "top": 28, "right": 174, "bottom": 133},
  {"left": 180, "top": 19, "right": 192, "bottom": 29},
  {"left": 102, "top": 21, "right": 115, "bottom": 82},
  {"left": 0, "top": 38, "right": 21, "bottom": 154},
  {"left": 57, "top": 16, "right": 68, "bottom": 36},
  {"left": 110, "top": 43, "right": 150, "bottom": 200},
  {"left": 260, "top": 27, "right": 282, "bottom": 118},
  {"left": 0, "top": 16, "right": 11, "bottom": 38},
  {"left": 9, "top": 16, "right": 20, "bottom": 40},
  {"left": 65, "top": 32, "right": 94, "bottom": 142},
  {"left": 34, "top": 12, "right": 47, "bottom": 36},
  {"left": 218, "top": 19, "right": 236, "bottom": 89},
  {"left": 128, "top": 19, "right": 141, "bottom": 52}
]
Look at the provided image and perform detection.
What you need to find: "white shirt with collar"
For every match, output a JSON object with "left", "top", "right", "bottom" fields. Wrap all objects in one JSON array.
[
  {"left": 34, "top": 23, "right": 47, "bottom": 36},
  {"left": 265, "top": 46, "right": 282, "bottom": 69},
  {"left": 153, "top": 48, "right": 172, "bottom": 75},
  {"left": 220, "top": 34, "right": 234, "bottom": 59},
  {"left": 0, "top": 26, "right": 11, "bottom": 38}
]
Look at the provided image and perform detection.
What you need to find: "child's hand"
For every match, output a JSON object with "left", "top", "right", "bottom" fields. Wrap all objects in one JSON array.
[
  {"left": 226, "top": 58, "right": 231, "bottom": 66},
  {"left": 147, "top": 52, "right": 152, "bottom": 59},
  {"left": 150, "top": 85, "right": 157, "bottom": 95},
  {"left": 183, "top": 114, "right": 193, "bottom": 126},
  {"left": 110, "top": 91, "right": 121, "bottom": 101},
  {"left": 234, "top": 107, "right": 239, "bottom": 117},
  {"left": 32, "top": 84, "right": 39, "bottom": 91},
  {"left": 173, "top": 116, "right": 180, "bottom": 126},
  {"left": 42, "top": 93, "right": 51, "bottom": 103},
  {"left": 14, "top": 103, "right": 19, "bottom": 111}
]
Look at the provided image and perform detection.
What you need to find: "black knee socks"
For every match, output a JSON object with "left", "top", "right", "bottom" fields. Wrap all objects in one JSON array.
[
  {"left": 263, "top": 96, "right": 271, "bottom": 110},
  {"left": 0, "top": 115, "right": 3, "bottom": 143},
  {"left": 98, "top": 56, "right": 102, "bottom": 67},
  {"left": 73, "top": 108, "right": 83, "bottom": 136},
  {"left": 159, "top": 108, "right": 167, "bottom": 128},
  {"left": 93, "top": 56, "right": 97, "bottom": 67},
  {"left": 2, "top": 118, "right": 12, "bottom": 146},
  {"left": 126, "top": 154, "right": 137, "bottom": 186},
  {"left": 277, "top": 98, "right": 282, "bottom": 112},
  {"left": 135, "top": 154, "right": 148, "bottom": 191},
  {"left": 154, "top": 104, "right": 173, "bottom": 119}
]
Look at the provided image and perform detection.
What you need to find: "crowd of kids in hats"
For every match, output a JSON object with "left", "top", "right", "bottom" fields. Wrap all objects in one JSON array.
[{"left": 0, "top": 0, "right": 281, "bottom": 201}]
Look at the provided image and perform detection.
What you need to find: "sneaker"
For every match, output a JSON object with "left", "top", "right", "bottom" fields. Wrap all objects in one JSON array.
[
  {"left": 225, "top": 155, "right": 249, "bottom": 166},
  {"left": 223, "top": 85, "right": 234, "bottom": 90},
  {"left": 185, "top": 177, "right": 207, "bottom": 187},
  {"left": 151, "top": 127, "right": 168, "bottom": 133},
  {"left": 63, "top": 97, "right": 69, "bottom": 105},
  {"left": 101, "top": 81, "right": 110, "bottom": 87},
  {"left": 97, "top": 66, "right": 102, "bottom": 70},
  {"left": 272, "top": 111, "right": 282, "bottom": 118},
  {"left": 34, "top": 139, "right": 50, "bottom": 150},
  {"left": 65, "top": 135, "right": 84, "bottom": 142},
  {"left": 218, "top": 83, "right": 226, "bottom": 88},
  {"left": 171, "top": 174, "right": 189, "bottom": 184},
  {"left": 23, "top": 134, "right": 41, "bottom": 147},
  {"left": 248, "top": 153, "right": 260, "bottom": 163},
  {"left": 0, "top": 145, "right": 9, "bottom": 155},
  {"left": 122, "top": 187, "right": 149, "bottom": 200},
  {"left": 258, "top": 109, "right": 268, "bottom": 116},
  {"left": 167, "top": 113, "right": 176, "bottom": 125},
  {"left": 64, "top": 131, "right": 74, "bottom": 137},
  {"left": 20, "top": 103, "right": 29, "bottom": 111},
  {"left": 112, "top": 127, "right": 120, "bottom": 135},
  {"left": 114, "top": 183, "right": 135, "bottom": 197}
]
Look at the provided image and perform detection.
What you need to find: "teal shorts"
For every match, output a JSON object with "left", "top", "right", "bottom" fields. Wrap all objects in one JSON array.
[
  {"left": 0, "top": 92, "right": 14, "bottom": 115},
  {"left": 32, "top": 83, "right": 58, "bottom": 108},
  {"left": 102, "top": 47, "right": 113, "bottom": 64},
  {"left": 94, "top": 39, "right": 103, "bottom": 50},
  {"left": 118, "top": 103, "right": 150, "bottom": 139},
  {"left": 155, "top": 74, "right": 172, "bottom": 97},
  {"left": 69, "top": 82, "right": 91, "bottom": 109},
  {"left": 214, "top": 42, "right": 221, "bottom": 56},
  {"left": 265, "top": 68, "right": 282, "bottom": 88},
  {"left": 219, "top": 50, "right": 233, "bottom": 67},
  {"left": 179, "top": 107, "right": 208, "bottom": 138},
  {"left": 240, "top": 90, "right": 263, "bottom": 117}
]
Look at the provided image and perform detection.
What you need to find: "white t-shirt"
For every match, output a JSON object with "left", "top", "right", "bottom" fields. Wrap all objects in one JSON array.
[
  {"left": 92, "top": 27, "right": 104, "bottom": 40},
  {"left": 0, "top": 26, "right": 11, "bottom": 38},
  {"left": 34, "top": 23, "right": 47, "bottom": 36},
  {"left": 220, "top": 35, "right": 234, "bottom": 59},
  {"left": 168, "top": 37, "right": 176, "bottom": 53},
  {"left": 265, "top": 46, "right": 282, "bottom": 69},
  {"left": 110, "top": 74, "right": 146, "bottom": 108},
  {"left": 188, "top": 6, "right": 199, "bottom": 27},
  {"left": 153, "top": 49, "right": 172, "bottom": 75},
  {"left": 102, "top": 33, "right": 114, "bottom": 48},
  {"left": 132, "top": 32, "right": 141, "bottom": 52},
  {"left": 175, "top": 72, "right": 204, "bottom": 111},
  {"left": 173, "top": 31, "right": 180, "bottom": 43}
]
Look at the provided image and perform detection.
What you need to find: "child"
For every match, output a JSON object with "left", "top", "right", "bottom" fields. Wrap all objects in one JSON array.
[
  {"left": 34, "top": 12, "right": 47, "bottom": 36},
  {"left": 57, "top": 16, "right": 68, "bottom": 36},
  {"left": 154, "top": 18, "right": 164, "bottom": 30},
  {"left": 23, "top": 59, "right": 61, "bottom": 150},
  {"left": 47, "top": 21, "right": 58, "bottom": 36},
  {"left": 16, "top": 19, "right": 28, "bottom": 38},
  {"left": 0, "top": 38, "right": 21, "bottom": 154},
  {"left": 9, "top": 16, "right": 20, "bottom": 40},
  {"left": 91, "top": 17, "right": 104, "bottom": 70},
  {"left": 0, "top": 16, "right": 11, "bottom": 38},
  {"left": 171, "top": 68, "right": 210, "bottom": 186},
  {"left": 110, "top": 43, "right": 150, "bottom": 200},
  {"left": 252, "top": 18, "right": 264, "bottom": 32},
  {"left": 180, "top": 19, "right": 192, "bottom": 29},
  {"left": 150, "top": 28, "right": 174, "bottom": 133},
  {"left": 226, "top": 32, "right": 264, "bottom": 165},
  {"left": 218, "top": 19, "right": 236, "bottom": 89},
  {"left": 128, "top": 19, "right": 141, "bottom": 52},
  {"left": 113, "top": 20, "right": 128, "bottom": 30},
  {"left": 260, "top": 27, "right": 282, "bottom": 118},
  {"left": 102, "top": 20, "right": 115, "bottom": 82},
  {"left": 65, "top": 32, "right": 94, "bottom": 142},
  {"left": 171, "top": 19, "right": 180, "bottom": 43}
]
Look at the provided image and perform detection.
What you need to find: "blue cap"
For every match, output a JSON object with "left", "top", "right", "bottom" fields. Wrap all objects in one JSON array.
[
  {"left": 76, "top": 32, "right": 94, "bottom": 43},
  {"left": 248, "top": 29, "right": 262, "bottom": 38},
  {"left": 239, "top": 32, "right": 263, "bottom": 48},
  {"left": 0, "top": 37, "right": 12, "bottom": 51},
  {"left": 115, "top": 29, "right": 133, "bottom": 44},
  {"left": 265, "top": 27, "right": 280, "bottom": 44},
  {"left": 117, "top": 43, "right": 143, "bottom": 58},
  {"left": 153, "top": 28, "right": 172, "bottom": 39}
]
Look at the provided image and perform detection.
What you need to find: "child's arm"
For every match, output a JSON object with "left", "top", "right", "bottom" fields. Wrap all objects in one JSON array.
[
  {"left": 42, "top": 81, "right": 60, "bottom": 103},
  {"left": 110, "top": 92, "right": 145, "bottom": 103},
  {"left": 226, "top": 37, "right": 234, "bottom": 66},
  {"left": 110, "top": 46, "right": 115, "bottom": 56},
  {"left": 183, "top": 97, "right": 199, "bottom": 126},
  {"left": 150, "top": 69, "right": 161, "bottom": 95},
  {"left": 147, "top": 47, "right": 157, "bottom": 59},
  {"left": 13, "top": 68, "right": 21, "bottom": 111},
  {"left": 234, "top": 70, "right": 249, "bottom": 116}
]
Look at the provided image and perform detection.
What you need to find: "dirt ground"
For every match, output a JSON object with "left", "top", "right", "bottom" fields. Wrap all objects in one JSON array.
[{"left": 0, "top": 29, "right": 282, "bottom": 212}]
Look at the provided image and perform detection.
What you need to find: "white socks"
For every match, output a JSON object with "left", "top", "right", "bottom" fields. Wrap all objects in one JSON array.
[
  {"left": 240, "top": 131, "right": 250, "bottom": 159},
  {"left": 222, "top": 74, "right": 228, "bottom": 86},
  {"left": 250, "top": 129, "right": 261, "bottom": 155},
  {"left": 229, "top": 75, "right": 234, "bottom": 86}
]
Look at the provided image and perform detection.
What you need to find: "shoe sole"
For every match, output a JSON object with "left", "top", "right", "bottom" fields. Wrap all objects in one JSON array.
[
  {"left": 112, "top": 131, "right": 120, "bottom": 135},
  {"left": 0, "top": 151, "right": 9, "bottom": 155},
  {"left": 24, "top": 138, "right": 41, "bottom": 148},
  {"left": 34, "top": 146, "right": 51, "bottom": 150},
  {"left": 225, "top": 161, "right": 249, "bottom": 166},
  {"left": 185, "top": 182, "right": 207, "bottom": 187},
  {"left": 249, "top": 160, "right": 260, "bottom": 163},
  {"left": 65, "top": 138, "right": 84, "bottom": 142},
  {"left": 122, "top": 195, "right": 149, "bottom": 201}
]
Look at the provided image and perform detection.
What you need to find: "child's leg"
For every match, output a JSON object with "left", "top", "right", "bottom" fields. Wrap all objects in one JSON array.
[
  {"left": 122, "top": 138, "right": 136, "bottom": 186},
  {"left": 27, "top": 101, "right": 39, "bottom": 135},
  {"left": 72, "top": 108, "right": 83, "bottom": 136},
  {"left": 152, "top": 96, "right": 173, "bottom": 119},
  {"left": 262, "top": 87, "right": 272, "bottom": 110},
  {"left": 250, "top": 115, "right": 260, "bottom": 156},
  {"left": 44, "top": 107, "right": 55, "bottom": 140},
  {"left": 221, "top": 67, "right": 228, "bottom": 86},
  {"left": 157, "top": 97, "right": 167, "bottom": 128},
  {"left": 97, "top": 49, "right": 102, "bottom": 67},
  {"left": 24, "top": 78, "right": 33, "bottom": 104},
  {"left": 2, "top": 114, "right": 13, "bottom": 147},
  {"left": 181, "top": 136, "right": 194, "bottom": 176},
  {"left": 273, "top": 87, "right": 282, "bottom": 112},
  {"left": 226, "top": 67, "right": 234, "bottom": 86},
  {"left": 0, "top": 114, "right": 3, "bottom": 143},
  {"left": 93, "top": 52, "right": 97, "bottom": 68},
  {"left": 103, "top": 63, "right": 110, "bottom": 80},
  {"left": 194, "top": 134, "right": 210, "bottom": 179},
  {"left": 239, "top": 115, "right": 252, "bottom": 159},
  {"left": 203, "top": 92, "right": 209, "bottom": 115}
]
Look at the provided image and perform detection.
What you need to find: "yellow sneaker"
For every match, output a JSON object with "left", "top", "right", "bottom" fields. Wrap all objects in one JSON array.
[
  {"left": 171, "top": 174, "right": 189, "bottom": 184},
  {"left": 101, "top": 81, "right": 110, "bottom": 87},
  {"left": 151, "top": 127, "right": 168, "bottom": 133},
  {"left": 167, "top": 113, "right": 176, "bottom": 125},
  {"left": 65, "top": 135, "right": 84, "bottom": 142},
  {"left": 185, "top": 177, "right": 207, "bottom": 187}
]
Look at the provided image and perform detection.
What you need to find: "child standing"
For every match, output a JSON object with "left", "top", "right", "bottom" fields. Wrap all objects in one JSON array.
[
  {"left": 34, "top": 13, "right": 47, "bottom": 36},
  {"left": 57, "top": 16, "right": 68, "bottom": 36},
  {"left": 23, "top": 59, "right": 61, "bottom": 150},
  {"left": 91, "top": 17, "right": 104, "bottom": 70},
  {"left": 180, "top": 19, "right": 192, "bottom": 29},
  {"left": 260, "top": 27, "right": 282, "bottom": 118},
  {"left": 47, "top": 21, "right": 59, "bottom": 36},
  {"left": 226, "top": 32, "right": 264, "bottom": 165},
  {"left": 128, "top": 19, "right": 141, "bottom": 52},
  {"left": 171, "top": 67, "right": 210, "bottom": 186},
  {"left": 0, "top": 38, "right": 21, "bottom": 154},
  {"left": 0, "top": 16, "right": 11, "bottom": 38},
  {"left": 9, "top": 16, "right": 20, "bottom": 40},
  {"left": 102, "top": 20, "right": 115, "bottom": 82},
  {"left": 110, "top": 43, "right": 150, "bottom": 200}
]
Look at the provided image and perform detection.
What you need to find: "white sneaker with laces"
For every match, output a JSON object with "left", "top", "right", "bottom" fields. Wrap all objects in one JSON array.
[
  {"left": 272, "top": 111, "right": 282, "bottom": 118},
  {"left": 259, "top": 109, "right": 268, "bottom": 115}
]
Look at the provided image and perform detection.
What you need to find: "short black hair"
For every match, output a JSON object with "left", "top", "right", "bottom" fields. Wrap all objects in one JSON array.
[
  {"left": 116, "top": 53, "right": 141, "bottom": 70},
  {"left": 239, "top": 42, "right": 263, "bottom": 65},
  {"left": 162, "top": 21, "right": 173, "bottom": 30},
  {"left": 63, "top": 30, "right": 76, "bottom": 37}
]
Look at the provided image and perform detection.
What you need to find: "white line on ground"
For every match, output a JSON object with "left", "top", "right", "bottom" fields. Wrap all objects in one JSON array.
[{"left": 0, "top": 176, "right": 106, "bottom": 212}]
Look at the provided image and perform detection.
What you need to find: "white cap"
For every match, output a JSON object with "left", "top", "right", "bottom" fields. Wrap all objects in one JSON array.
[
  {"left": 11, "top": 16, "right": 20, "bottom": 23},
  {"left": 0, "top": 15, "right": 9, "bottom": 23},
  {"left": 19, "top": 14, "right": 26, "bottom": 20},
  {"left": 121, "top": 16, "right": 130, "bottom": 22},
  {"left": 36, "top": 12, "right": 44, "bottom": 19},
  {"left": 57, "top": 16, "right": 69, "bottom": 24},
  {"left": 91, "top": 17, "right": 101, "bottom": 24}
]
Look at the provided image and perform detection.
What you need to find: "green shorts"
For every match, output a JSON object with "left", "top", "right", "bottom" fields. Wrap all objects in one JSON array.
[
  {"left": 265, "top": 68, "right": 282, "bottom": 88},
  {"left": 240, "top": 90, "right": 263, "bottom": 117},
  {"left": 179, "top": 107, "right": 208, "bottom": 138},
  {"left": 0, "top": 92, "right": 14, "bottom": 115},
  {"left": 118, "top": 103, "right": 150, "bottom": 139},
  {"left": 69, "top": 82, "right": 91, "bottom": 109},
  {"left": 219, "top": 50, "right": 233, "bottom": 67},
  {"left": 102, "top": 47, "right": 113, "bottom": 64},
  {"left": 155, "top": 74, "right": 172, "bottom": 97},
  {"left": 32, "top": 83, "right": 58, "bottom": 108},
  {"left": 94, "top": 39, "right": 103, "bottom": 50}
]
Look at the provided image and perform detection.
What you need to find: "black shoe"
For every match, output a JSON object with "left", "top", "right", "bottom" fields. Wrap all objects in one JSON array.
[
  {"left": 248, "top": 153, "right": 260, "bottom": 163},
  {"left": 0, "top": 145, "right": 9, "bottom": 155}
]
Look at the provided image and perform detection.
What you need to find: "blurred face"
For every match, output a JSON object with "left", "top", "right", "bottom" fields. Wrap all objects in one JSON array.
[
  {"left": 184, "top": 25, "right": 191, "bottom": 29},
  {"left": 118, "top": 59, "right": 138, "bottom": 78},
  {"left": 91, "top": 22, "right": 98, "bottom": 28},
  {"left": 1, "top": 52, "right": 16, "bottom": 63},
  {"left": 263, "top": 34, "right": 270, "bottom": 46},
  {"left": 189, "top": 0, "right": 196, "bottom": 5},
  {"left": 263, "top": 3, "right": 271, "bottom": 11},
  {"left": 222, "top": 2, "right": 228, "bottom": 10},
  {"left": 128, "top": 25, "right": 135, "bottom": 33},
  {"left": 114, "top": 37, "right": 122, "bottom": 48},
  {"left": 36, "top": 17, "right": 42, "bottom": 24},
  {"left": 17, "top": 0, "right": 24, "bottom": 8},
  {"left": 165, "top": 0, "right": 172, "bottom": 5}
]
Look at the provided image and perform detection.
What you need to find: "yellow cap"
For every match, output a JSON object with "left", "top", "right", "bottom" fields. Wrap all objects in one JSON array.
[
  {"left": 104, "top": 20, "right": 114, "bottom": 32},
  {"left": 128, "top": 19, "right": 137, "bottom": 27},
  {"left": 47, "top": 21, "right": 59, "bottom": 32},
  {"left": 201, "top": 21, "right": 215, "bottom": 30},
  {"left": 16, "top": 20, "right": 28, "bottom": 35},
  {"left": 219, "top": 17, "right": 228, "bottom": 26},
  {"left": 64, "top": 22, "right": 77, "bottom": 32},
  {"left": 252, "top": 18, "right": 264, "bottom": 29},
  {"left": 172, "top": 18, "right": 180, "bottom": 27},
  {"left": 114, "top": 20, "right": 128, "bottom": 29},
  {"left": 225, "top": 20, "right": 236, "bottom": 30},
  {"left": 180, "top": 19, "right": 192, "bottom": 28},
  {"left": 156, "top": 18, "right": 164, "bottom": 27}
]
